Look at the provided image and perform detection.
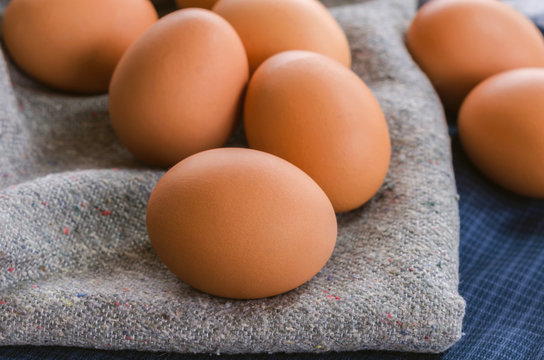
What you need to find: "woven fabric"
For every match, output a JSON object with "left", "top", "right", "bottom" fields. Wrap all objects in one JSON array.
[{"left": 0, "top": 0, "right": 465, "bottom": 354}]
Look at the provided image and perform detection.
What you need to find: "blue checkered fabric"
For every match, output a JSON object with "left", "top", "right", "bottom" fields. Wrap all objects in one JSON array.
[
  {"left": 1, "top": 6, "right": 543, "bottom": 360},
  {"left": 438, "top": 133, "right": 544, "bottom": 360}
]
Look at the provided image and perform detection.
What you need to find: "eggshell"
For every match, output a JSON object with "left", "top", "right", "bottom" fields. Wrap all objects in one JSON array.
[
  {"left": 213, "top": 0, "right": 351, "bottom": 73},
  {"left": 2, "top": 0, "right": 158, "bottom": 93},
  {"left": 244, "top": 51, "right": 390, "bottom": 213},
  {"left": 175, "top": 0, "right": 218, "bottom": 9},
  {"left": 146, "top": 148, "right": 337, "bottom": 299},
  {"left": 406, "top": 0, "right": 544, "bottom": 111},
  {"left": 109, "top": 9, "right": 249, "bottom": 167},
  {"left": 458, "top": 68, "right": 544, "bottom": 198}
]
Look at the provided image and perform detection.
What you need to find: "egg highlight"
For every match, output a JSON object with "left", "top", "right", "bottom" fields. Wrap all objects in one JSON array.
[
  {"left": 244, "top": 51, "right": 390, "bottom": 213},
  {"left": 213, "top": 0, "right": 351, "bottom": 73},
  {"left": 407, "top": 0, "right": 544, "bottom": 111},
  {"left": 146, "top": 148, "right": 338, "bottom": 299},
  {"left": 2, "top": 0, "right": 158, "bottom": 93},
  {"left": 458, "top": 68, "right": 544, "bottom": 198},
  {"left": 109, "top": 9, "right": 249, "bottom": 167}
]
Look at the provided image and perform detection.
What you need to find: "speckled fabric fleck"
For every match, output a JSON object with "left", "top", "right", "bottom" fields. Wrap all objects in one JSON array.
[{"left": 0, "top": 0, "right": 465, "bottom": 354}]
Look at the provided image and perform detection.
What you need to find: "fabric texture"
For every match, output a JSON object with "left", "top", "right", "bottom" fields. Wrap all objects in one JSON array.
[
  {"left": 0, "top": 0, "right": 467, "bottom": 354},
  {"left": 2, "top": 132, "right": 541, "bottom": 358}
]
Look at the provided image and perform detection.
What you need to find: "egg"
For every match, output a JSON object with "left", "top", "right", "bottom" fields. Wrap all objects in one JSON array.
[
  {"left": 458, "top": 68, "right": 544, "bottom": 198},
  {"left": 146, "top": 148, "right": 337, "bottom": 299},
  {"left": 244, "top": 51, "right": 390, "bottom": 213},
  {"left": 212, "top": 0, "right": 351, "bottom": 73},
  {"left": 109, "top": 9, "right": 249, "bottom": 167},
  {"left": 2, "top": 0, "right": 158, "bottom": 93},
  {"left": 406, "top": 0, "right": 544, "bottom": 112},
  {"left": 175, "top": 0, "right": 218, "bottom": 9}
]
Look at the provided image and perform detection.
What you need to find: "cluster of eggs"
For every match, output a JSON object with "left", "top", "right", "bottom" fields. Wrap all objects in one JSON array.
[
  {"left": 407, "top": 0, "right": 544, "bottom": 198},
  {"left": 3, "top": 0, "right": 391, "bottom": 299}
]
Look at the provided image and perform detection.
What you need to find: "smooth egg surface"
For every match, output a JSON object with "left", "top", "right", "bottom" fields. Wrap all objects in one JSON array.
[
  {"left": 458, "top": 68, "right": 544, "bottom": 198},
  {"left": 2, "top": 0, "right": 158, "bottom": 93},
  {"left": 146, "top": 148, "right": 338, "bottom": 299},
  {"left": 244, "top": 51, "right": 390, "bottom": 213},
  {"left": 407, "top": 0, "right": 544, "bottom": 111},
  {"left": 213, "top": 0, "right": 351, "bottom": 73},
  {"left": 109, "top": 9, "right": 249, "bottom": 167}
]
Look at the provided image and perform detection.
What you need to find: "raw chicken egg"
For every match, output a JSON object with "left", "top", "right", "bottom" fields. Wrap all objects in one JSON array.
[
  {"left": 458, "top": 68, "right": 544, "bottom": 197},
  {"left": 2, "top": 0, "right": 158, "bottom": 93},
  {"left": 213, "top": 0, "right": 351, "bottom": 73},
  {"left": 109, "top": 9, "right": 249, "bottom": 167},
  {"left": 406, "top": 0, "right": 544, "bottom": 111},
  {"left": 244, "top": 51, "right": 390, "bottom": 213},
  {"left": 146, "top": 148, "right": 337, "bottom": 299}
]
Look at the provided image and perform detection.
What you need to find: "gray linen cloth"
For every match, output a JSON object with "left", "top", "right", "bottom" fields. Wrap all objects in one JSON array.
[{"left": 0, "top": 0, "right": 466, "bottom": 354}]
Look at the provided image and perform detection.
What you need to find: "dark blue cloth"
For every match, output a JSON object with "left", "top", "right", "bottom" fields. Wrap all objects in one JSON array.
[{"left": 2, "top": 7, "right": 544, "bottom": 360}]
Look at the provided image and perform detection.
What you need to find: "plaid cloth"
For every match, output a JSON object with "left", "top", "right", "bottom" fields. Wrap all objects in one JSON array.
[{"left": 0, "top": 4, "right": 543, "bottom": 360}]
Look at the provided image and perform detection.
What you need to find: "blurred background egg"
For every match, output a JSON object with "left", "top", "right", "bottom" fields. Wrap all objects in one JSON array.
[
  {"left": 175, "top": 0, "right": 218, "bottom": 9},
  {"left": 244, "top": 51, "right": 390, "bottom": 213},
  {"left": 146, "top": 148, "right": 338, "bottom": 299},
  {"left": 109, "top": 8, "right": 249, "bottom": 167},
  {"left": 213, "top": 0, "right": 351, "bottom": 73},
  {"left": 458, "top": 68, "right": 544, "bottom": 198},
  {"left": 406, "top": 0, "right": 544, "bottom": 112},
  {"left": 2, "top": 0, "right": 158, "bottom": 93}
]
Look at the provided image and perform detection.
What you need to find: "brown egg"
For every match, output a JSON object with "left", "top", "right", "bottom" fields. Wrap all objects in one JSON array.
[
  {"left": 406, "top": 0, "right": 544, "bottom": 112},
  {"left": 458, "top": 68, "right": 544, "bottom": 198},
  {"left": 2, "top": 0, "right": 158, "bottom": 93},
  {"left": 175, "top": 0, "right": 218, "bottom": 9},
  {"left": 244, "top": 51, "right": 390, "bottom": 213},
  {"left": 213, "top": 0, "right": 351, "bottom": 73},
  {"left": 109, "top": 9, "right": 249, "bottom": 167},
  {"left": 146, "top": 148, "right": 337, "bottom": 299}
]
